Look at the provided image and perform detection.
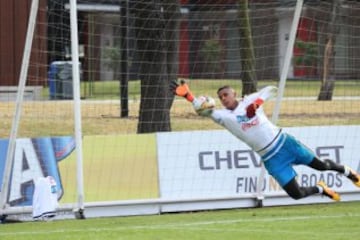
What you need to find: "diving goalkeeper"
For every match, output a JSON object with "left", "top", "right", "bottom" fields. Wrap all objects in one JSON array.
[{"left": 171, "top": 80, "right": 360, "bottom": 201}]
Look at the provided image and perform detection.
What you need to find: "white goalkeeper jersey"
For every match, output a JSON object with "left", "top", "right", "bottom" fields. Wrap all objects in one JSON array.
[{"left": 210, "top": 86, "right": 283, "bottom": 159}]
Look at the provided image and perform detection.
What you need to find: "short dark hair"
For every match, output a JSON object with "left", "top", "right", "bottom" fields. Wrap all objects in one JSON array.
[{"left": 217, "top": 85, "right": 232, "bottom": 94}]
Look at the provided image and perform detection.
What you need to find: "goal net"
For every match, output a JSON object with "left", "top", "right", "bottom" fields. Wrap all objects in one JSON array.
[{"left": 1, "top": 0, "right": 360, "bottom": 220}]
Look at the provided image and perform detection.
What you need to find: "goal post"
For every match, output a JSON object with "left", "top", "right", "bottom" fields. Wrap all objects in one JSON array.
[
  {"left": 272, "top": 0, "right": 304, "bottom": 124},
  {"left": 0, "top": 0, "right": 85, "bottom": 219},
  {"left": 0, "top": 0, "right": 40, "bottom": 214},
  {"left": 69, "top": 0, "right": 85, "bottom": 218}
]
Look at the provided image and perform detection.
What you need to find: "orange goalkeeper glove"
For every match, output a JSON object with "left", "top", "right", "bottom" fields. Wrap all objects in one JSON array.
[
  {"left": 246, "top": 98, "right": 264, "bottom": 118},
  {"left": 170, "top": 79, "right": 194, "bottom": 102}
]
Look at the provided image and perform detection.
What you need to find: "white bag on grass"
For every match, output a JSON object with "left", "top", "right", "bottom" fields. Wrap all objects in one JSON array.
[{"left": 32, "top": 176, "right": 58, "bottom": 220}]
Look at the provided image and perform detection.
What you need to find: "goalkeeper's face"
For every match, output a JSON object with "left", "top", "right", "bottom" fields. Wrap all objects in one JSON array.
[{"left": 217, "top": 87, "right": 238, "bottom": 110}]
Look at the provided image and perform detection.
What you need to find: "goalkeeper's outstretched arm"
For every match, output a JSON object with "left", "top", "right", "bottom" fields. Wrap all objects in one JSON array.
[
  {"left": 244, "top": 86, "right": 278, "bottom": 118},
  {"left": 170, "top": 80, "right": 215, "bottom": 116}
]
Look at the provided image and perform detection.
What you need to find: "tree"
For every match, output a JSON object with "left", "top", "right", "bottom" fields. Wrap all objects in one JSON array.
[
  {"left": 199, "top": 39, "right": 223, "bottom": 78},
  {"left": 293, "top": 40, "right": 318, "bottom": 77},
  {"left": 318, "top": 0, "right": 340, "bottom": 101},
  {"left": 133, "top": 0, "right": 180, "bottom": 133},
  {"left": 238, "top": 0, "right": 257, "bottom": 96}
]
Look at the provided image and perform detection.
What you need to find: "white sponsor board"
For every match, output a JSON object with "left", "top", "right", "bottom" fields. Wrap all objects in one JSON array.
[{"left": 157, "top": 126, "right": 360, "bottom": 200}]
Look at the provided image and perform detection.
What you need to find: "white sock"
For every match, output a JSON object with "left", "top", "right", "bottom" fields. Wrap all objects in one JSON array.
[
  {"left": 343, "top": 166, "right": 350, "bottom": 177},
  {"left": 317, "top": 186, "right": 323, "bottom": 194}
]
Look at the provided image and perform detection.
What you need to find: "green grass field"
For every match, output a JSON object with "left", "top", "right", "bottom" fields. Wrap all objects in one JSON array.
[
  {"left": 75, "top": 79, "right": 360, "bottom": 100},
  {"left": 1, "top": 80, "right": 360, "bottom": 138},
  {"left": 1, "top": 202, "right": 359, "bottom": 240}
]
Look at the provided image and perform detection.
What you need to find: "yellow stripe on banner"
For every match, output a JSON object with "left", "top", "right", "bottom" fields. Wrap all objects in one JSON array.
[{"left": 58, "top": 134, "right": 159, "bottom": 203}]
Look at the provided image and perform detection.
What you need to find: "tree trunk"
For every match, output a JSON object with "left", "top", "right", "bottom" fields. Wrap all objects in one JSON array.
[
  {"left": 318, "top": 38, "right": 335, "bottom": 100},
  {"left": 318, "top": 0, "right": 340, "bottom": 101},
  {"left": 120, "top": 0, "right": 129, "bottom": 117},
  {"left": 238, "top": 0, "right": 257, "bottom": 96},
  {"left": 163, "top": 0, "right": 180, "bottom": 111},
  {"left": 134, "top": 0, "right": 179, "bottom": 133}
]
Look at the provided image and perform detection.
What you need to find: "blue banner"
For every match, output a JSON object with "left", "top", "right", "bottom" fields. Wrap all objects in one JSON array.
[{"left": 0, "top": 136, "right": 75, "bottom": 206}]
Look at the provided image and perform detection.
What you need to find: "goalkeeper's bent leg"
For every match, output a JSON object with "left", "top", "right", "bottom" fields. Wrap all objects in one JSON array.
[
  {"left": 309, "top": 157, "right": 360, "bottom": 187},
  {"left": 309, "top": 157, "right": 344, "bottom": 172},
  {"left": 283, "top": 178, "right": 319, "bottom": 200}
]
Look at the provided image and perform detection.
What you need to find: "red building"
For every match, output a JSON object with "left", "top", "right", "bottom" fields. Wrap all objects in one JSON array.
[{"left": 0, "top": 0, "right": 47, "bottom": 86}]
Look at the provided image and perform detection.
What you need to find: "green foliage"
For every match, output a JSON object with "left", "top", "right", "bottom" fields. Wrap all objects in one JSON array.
[
  {"left": 102, "top": 46, "right": 121, "bottom": 73},
  {"left": 200, "top": 39, "right": 222, "bottom": 61},
  {"left": 199, "top": 39, "right": 223, "bottom": 74},
  {"left": 294, "top": 40, "right": 319, "bottom": 66}
]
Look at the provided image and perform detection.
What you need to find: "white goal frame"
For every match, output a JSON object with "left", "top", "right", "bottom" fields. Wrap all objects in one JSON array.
[
  {"left": 0, "top": 0, "right": 40, "bottom": 214},
  {"left": 0, "top": 0, "right": 85, "bottom": 219}
]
